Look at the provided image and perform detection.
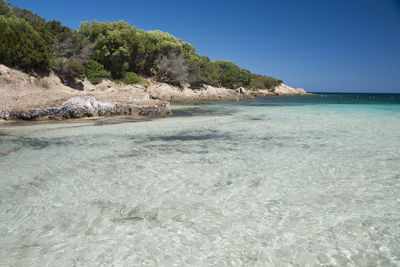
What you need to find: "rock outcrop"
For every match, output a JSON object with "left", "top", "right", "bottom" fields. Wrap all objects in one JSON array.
[
  {"left": 0, "top": 64, "right": 170, "bottom": 120},
  {"left": 146, "top": 82, "right": 254, "bottom": 102},
  {"left": 273, "top": 84, "right": 308, "bottom": 95},
  {"left": 0, "top": 96, "right": 171, "bottom": 121}
]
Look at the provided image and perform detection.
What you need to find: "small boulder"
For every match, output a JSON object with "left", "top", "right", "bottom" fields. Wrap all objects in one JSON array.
[{"left": 235, "top": 87, "right": 247, "bottom": 94}]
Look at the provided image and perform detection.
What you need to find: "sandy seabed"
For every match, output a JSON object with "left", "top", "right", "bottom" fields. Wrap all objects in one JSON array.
[{"left": 1, "top": 96, "right": 399, "bottom": 266}]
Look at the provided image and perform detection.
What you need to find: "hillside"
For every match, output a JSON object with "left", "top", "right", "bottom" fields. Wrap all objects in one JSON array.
[
  {"left": 0, "top": 0, "right": 285, "bottom": 91},
  {"left": 0, "top": 0, "right": 307, "bottom": 120}
]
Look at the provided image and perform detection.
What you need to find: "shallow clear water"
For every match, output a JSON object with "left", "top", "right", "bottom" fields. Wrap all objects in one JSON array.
[{"left": 1, "top": 94, "right": 400, "bottom": 266}]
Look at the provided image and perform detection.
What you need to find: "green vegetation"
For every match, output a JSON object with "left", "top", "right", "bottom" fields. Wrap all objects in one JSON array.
[
  {"left": 0, "top": 0, "right": 283, "bottom": 89},
  {"left": 214, "top": 60, "right": 251, "bottom": 89},
  {"left": 84, "top": 60, "right": 111, "bottom": 85},
  {"left": 0, "top": 15, "right": 51, "bottom": 72},
  {"left": 124, "top": 72, "right": 141, "bottom": 85},
  {"left": 0, "top": 0, "right": 10, "bottom": 15},
  {"left": 250, "top": 74, "right": 283, "bottom": 90},
  {"left": 52, "top": 58, "right": 85, "bottom": 80}
]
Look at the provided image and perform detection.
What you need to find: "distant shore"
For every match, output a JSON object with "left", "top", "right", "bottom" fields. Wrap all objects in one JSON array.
[{"left": 0, "top": 64, "right": 309, "bottom": 121}]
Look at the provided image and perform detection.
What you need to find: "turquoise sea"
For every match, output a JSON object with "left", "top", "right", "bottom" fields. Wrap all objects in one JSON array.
[{"left": 0, "top": 93, "right": 400, "bottom": 266}]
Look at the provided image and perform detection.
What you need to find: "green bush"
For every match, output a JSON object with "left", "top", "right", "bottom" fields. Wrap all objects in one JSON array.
[
  {"left": 124, "top": 72, "right": 141, "bottom": 84},
  {"left": 214, "top": 60, "right": 251, "bottom": 88},
  {"left": 186, "top": 55, "right": 218, "bottom": 86},
  {"left": 250, "top": 74, "right": 283, "bottom": 90},
  {"left": 84, "top": 60, "right": 111, "bottom": 84},
  {"left": 0, "top": 0, "right": 11, "bottom": 15},
  {"left": 52, "top": 58, "right": 85, "bottom": 80},
  {"left": 46, "top": 20, "right": 92, "bottom": 63},
  {"left": 79, "top": 21, "right": 197, "bottom": 78},
  {"left": 0, "top": 15, "right": 51, "bottom": 73},
  {"left": 78, "top": 20, "right": 282, "bottom": 88},
  {"left": 1, "top": 0, "right": 284, "bottom": 90}
]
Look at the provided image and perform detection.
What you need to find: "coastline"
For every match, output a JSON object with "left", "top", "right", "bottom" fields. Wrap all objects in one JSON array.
[{"left": 0, "top": 64, "right": 309, "bottom": 121}]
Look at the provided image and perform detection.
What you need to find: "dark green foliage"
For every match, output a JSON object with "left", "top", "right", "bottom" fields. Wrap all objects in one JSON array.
[
  {"left": 84, "top": 60, "right": 111, "bottom": 84},
  {"left": 10, "top": 6, "right": 54, "bottom": 47},
  {"left": 0, "top": 1, "right": 91, "bottom": 77},
  {"left": 186, "top": 55, "right": 219, "bottom": 86},
  {"left": 79, "top": 21, "right": 194, "bottom": 79},
  {"left": 80, "top": 20, "right": 136, "bottom": 79},
  {"left": 214, "top": 60, "right": 252, "bottom": 88},
  {"left": 1, "top": 1, "right": 283, "bottom": 89},
  {"left": 46, "top": 20, "right": 92, "bottom": 63},
  {"left": 250, "top": 74, "right": 283, "bottom": 90},
  {"left": 124, "top": 72, "right": 141, "bottom": 84},
  {"left": 52, "top": 58, "right": 85, "bottom": 80},
  {"left": 0, "top": 16, "right": 51, "bottom": 73},
  {"left": 11, "top": 6, "right": 46, "bottom": 25},
  {"left": 0, "top": 0, "right": 10, "bottom": 15}
]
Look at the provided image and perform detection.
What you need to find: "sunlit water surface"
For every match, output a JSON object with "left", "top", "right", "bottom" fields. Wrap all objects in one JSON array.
[{"left": 1, "top": 94, "right": 400, "bottom": 266}]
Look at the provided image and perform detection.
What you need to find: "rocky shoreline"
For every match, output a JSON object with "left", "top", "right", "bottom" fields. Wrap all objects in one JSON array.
[
  {"left": 0, "top": 64, "right": 309, "bottom": 121},
  {"left": 145, "top": 82, "right": 309, "bottom": 103},
  {"left": 0, "top": 96, "right": 171, "bottom": 121}
]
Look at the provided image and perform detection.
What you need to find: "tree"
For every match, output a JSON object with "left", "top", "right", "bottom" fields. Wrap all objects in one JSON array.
[
  {"left": 1, "top": 1, "right": 284, "bottom": 89},
  {"left": 46, "top": 20, "right": 92, "bottom": 64},
  {"left": 250, "top": 74, "right": 283, "bottom": 90},
  {"left": 0, "top": 0, "right": 10, "bottom": 15},
  {"left": 214, "top": 60, "right": 251, "bottom": 88},
  {"left": 124, "top": 72, "right": 141, "bottom": 84},
  {"left": 186, "top": 54, "right": 218, "bottom": 87},
  {"left": 52, "top": 58, "right": 85, "bottom": 80},
  {"left": 79, "top": 20, "right": 199, "bottom": 79},
  {"left": 84, "top": 60, "right": 111, "bottom": 84},
  {"left": 79, "top": 20, "right": 134, "bottom": 79},
  {"left": 0, "top": 16, "right": 51, "bottom": 73}
]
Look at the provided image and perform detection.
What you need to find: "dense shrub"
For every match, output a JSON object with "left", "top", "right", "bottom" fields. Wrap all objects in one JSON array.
[
  {"left": 214, "top": 60, "right": 251, "bottom": 88},
  {"left": 84, "top": 60, "right": 111, "bottom": 84},
  {"left": 1, "top": 0, "right": 283, "bottom": 88},
  {"left": 79, "top": 21, "right": 195, "bottom": 79},
  {"left": 52, "top": 58, "right": 85, "bottom": 80},
  {"left": 0, "top": 15, "right": 51, "bottom": 73},
  {"left": 0, "top": 0, "right": 10, "bottom": 15},
  {"left": 124, "top": 72, "right": 141, "bottom": 84},
  {"left": 0, "top": 1, "right": 90, "bottom": 74},
  {"left": 186, "top": 54, "right": 218, "bottom": 86},
  {"left": 11, "top": 6, "right": 46, "bottom": 26},
  {"left": 250, "top": 74, "right": 283, "bottom": 90},
  {"left": 46, "top": 20, "right": 92, "bottom": 63},
  {"left": 79, "top": 21, "right": 133, "bottom": 78}
]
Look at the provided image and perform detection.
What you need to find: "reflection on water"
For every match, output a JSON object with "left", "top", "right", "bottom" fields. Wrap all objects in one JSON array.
[{"left": 0, "top": 95, "right": 400, "bottom": 266}]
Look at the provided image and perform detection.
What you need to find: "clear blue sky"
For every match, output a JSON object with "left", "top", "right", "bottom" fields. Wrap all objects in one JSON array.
[{"left": 8, "top": 0, "right": 400, "bottom": 93}]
